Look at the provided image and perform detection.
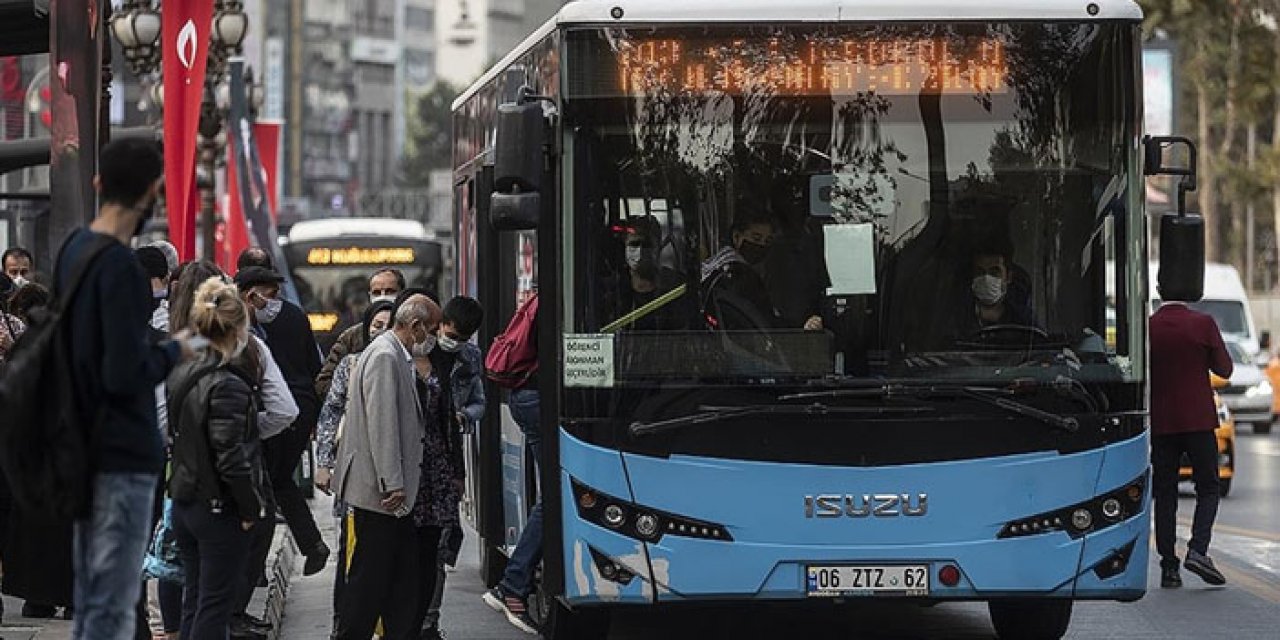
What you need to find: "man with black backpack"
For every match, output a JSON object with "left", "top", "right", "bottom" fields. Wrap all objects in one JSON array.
[{"left": 12, "top": 139, "right": 197, "bottom": 640}]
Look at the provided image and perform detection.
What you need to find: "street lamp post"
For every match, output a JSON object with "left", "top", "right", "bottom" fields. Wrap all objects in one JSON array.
[{"left": 109, "top": 0, "right": 250, "bottom": 259}]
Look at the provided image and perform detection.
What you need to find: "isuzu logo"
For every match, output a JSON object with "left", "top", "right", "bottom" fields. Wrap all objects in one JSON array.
[{"left": 804, "top": 494, "right": 929, "bottom": 518}]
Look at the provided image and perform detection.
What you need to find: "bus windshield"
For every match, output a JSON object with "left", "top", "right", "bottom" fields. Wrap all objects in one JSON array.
[{"left": 565, "top": 22, "right": 1141, "bottom": 386}]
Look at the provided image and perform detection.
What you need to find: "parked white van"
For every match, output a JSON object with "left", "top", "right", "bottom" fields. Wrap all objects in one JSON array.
[{"left": 1150, "top": 262, "right": 1261, "bottom": 357}]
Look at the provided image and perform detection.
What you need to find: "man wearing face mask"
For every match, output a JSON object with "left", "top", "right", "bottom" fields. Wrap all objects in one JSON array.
[
  {"left": 134, "top": 246, "right": 171, "bottom": 328},
  {"left": 2, "top": 247, "right": 33, "bottom": 288},
  {"left": 700, "top": 214, "right": 787, "bottom": 331},
  {"left": 607, "top": 217, "right": 693, "bottom": 331},
  {"left": 233, "top": 266, "right": 330, "bottom": 589},
  {"left": 964, "top": 243, "right": 1034, "bottom": 333},
  {"left": 316, "top": 268, "right": 406, "bottom": 398},
  {"left": 24, "top": 138, "right": 198, "bottom": 639},
  {"left": 332, "top": 293, "right": 441, "bottom": 640}
]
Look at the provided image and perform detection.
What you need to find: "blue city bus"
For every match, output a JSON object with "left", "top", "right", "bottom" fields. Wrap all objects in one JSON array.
[{"left": 451, "top": 2, "right": 1203, "bottom": 638}]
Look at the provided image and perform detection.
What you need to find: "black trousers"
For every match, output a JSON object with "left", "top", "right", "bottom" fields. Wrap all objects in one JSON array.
[
  {"left": 334, "top": 508, "right": 420, "bottom": 640},
  {"left": 1151, "top": 430, "right": 1220, "bottom": 569},
  {"left": 172, "top": 502, "right": 253, "bottom": 640},
  {"left": 411, "top": 525, "right": 443, "bottom": 633},
  {"left": 234, "top": 518, "right": 275, "bottom": 615},
  {"left": 264, "top": 425, "right": 322, "bottom": 551}
]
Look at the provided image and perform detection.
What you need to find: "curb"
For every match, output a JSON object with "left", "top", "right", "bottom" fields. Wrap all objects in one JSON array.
[{"left": 262, "top": 528, "right": 300, "bottom": 640}]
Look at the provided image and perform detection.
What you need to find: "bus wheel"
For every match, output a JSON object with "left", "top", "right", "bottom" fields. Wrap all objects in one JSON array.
[
  {"left": 1254, "top": 421, "right": 1273, "bottom": 435},
  {"left": 988, "top": 599, "right": 1073, "bottom": 640},
  {"left": 539, "top": 599, "right": 610, "bottom": 640},
  {"left": 479, "top": 542, "right": 507, "bottom": 588}
]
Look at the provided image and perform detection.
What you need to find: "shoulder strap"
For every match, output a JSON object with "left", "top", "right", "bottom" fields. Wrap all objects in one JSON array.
[{"left": 54, "top": 233, "right": 119, "bottom": 310}]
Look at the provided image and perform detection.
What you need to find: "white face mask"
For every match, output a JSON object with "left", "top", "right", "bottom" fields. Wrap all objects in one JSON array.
[
  {"left": 255, "top": 298, "right": 283, "bottom": 324},
  {"left": 412, "top": 334, "right": 436, "bottom": 357},
  {"left": 12, "top": 275, "right": 28, "bottom": 288},
  {"left": 370, "top": 294, "right": 396, "bottom": 304},
  {"left": 624, "top": 246, "right": 644, "bottom": 268},
  {"left": 971, "top": 275, "right": 1007, "bottom": 307},
  {"left": 438, "top": 334, "right": 462, "bottom": 353}
]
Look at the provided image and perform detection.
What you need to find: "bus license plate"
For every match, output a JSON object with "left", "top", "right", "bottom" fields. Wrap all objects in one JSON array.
[{"left": 806, "top": 565, "right": 929, "bottom": 596}]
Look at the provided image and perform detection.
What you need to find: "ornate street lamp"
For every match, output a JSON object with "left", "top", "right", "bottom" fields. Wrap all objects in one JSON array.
[{"left": 109, "top": 0, "right": 162, "bottom": 76}]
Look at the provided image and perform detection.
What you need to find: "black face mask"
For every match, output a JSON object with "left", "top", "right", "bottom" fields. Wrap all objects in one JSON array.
[{"left": 737, "top": 239, "right": 771, "bottom": 265}]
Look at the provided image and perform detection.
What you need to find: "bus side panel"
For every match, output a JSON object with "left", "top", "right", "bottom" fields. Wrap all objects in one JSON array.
[{"left": 559, "top": 431, "right": 655, "bottom": 604}]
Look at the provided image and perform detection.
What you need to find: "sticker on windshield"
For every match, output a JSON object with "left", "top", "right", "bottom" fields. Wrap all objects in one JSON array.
[
  {"left": 825, "top": 223, "right": 877, "bottom": 295},
  {"left": 564, "top": 334, "right": 615, "bottom": 388}
]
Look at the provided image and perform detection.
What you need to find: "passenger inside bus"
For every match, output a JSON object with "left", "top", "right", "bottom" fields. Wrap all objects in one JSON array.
[
  {"left": 602, "top": 216, "right": 694, "bottom": 331},
  {"left": 700, "top": 213, "right": 782, "bottom": 331}
]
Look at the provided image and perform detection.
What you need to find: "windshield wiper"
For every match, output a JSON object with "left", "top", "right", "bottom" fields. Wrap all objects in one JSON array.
[
  {"left": 779, "top": 382, "right": 1080, "bottom": 434},
  {"left": 628, "top": 402, "right": 933, "bottom": 438}
]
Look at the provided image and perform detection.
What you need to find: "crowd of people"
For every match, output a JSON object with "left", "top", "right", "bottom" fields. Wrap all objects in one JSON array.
[{"left": 0, "top": 138, "right": 511, "bottom": 640}]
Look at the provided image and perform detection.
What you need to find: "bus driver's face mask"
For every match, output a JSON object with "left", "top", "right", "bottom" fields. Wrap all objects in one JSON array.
[{"left": 971, "top": 275, "right": 1007, "bottom": 307}]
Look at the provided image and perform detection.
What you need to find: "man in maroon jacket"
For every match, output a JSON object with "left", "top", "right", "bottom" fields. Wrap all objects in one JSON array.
[{"left": 1149, "top": 296, "right": 1233, "bottom": 588}]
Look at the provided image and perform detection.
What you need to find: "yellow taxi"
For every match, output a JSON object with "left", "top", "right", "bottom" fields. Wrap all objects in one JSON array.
[
  {"left": 1264, "top": 355, "right": 1280, "bottom": 435},
  {"left": 1181, "top": 386, "right": 1235, "bottom": 497}
]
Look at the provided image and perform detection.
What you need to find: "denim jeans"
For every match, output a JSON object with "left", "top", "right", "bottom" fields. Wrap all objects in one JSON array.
[
  {"left": 72, "top": 472, "right": 158, "bottom": 640},
  {"left": 500, "top": 388, "right": 542, "bottom": 598},
  {"left": 1152, "top": 430, "right": 1221, "bottom": 568}
]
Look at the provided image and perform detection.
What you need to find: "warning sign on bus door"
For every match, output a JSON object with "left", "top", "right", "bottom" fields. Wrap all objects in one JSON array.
[{"left": 563, "top": 334, "right": 614, "bottom": 388}]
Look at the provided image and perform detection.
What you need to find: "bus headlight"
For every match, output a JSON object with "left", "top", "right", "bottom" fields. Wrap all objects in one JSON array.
[
  {"left": 999, "top": 471, "right": 1146, "bottom": 540},
  {"left": 571, "top": 479, "right": 732, "bottom": 543}
]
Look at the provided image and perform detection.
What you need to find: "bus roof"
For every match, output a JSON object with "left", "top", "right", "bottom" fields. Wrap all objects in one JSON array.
[
  {"left": 284, "top": 217, "right": 436, "bottom": 244},
  {"left": 452, "top": 0, "right": 1143, "bottom": 110}
]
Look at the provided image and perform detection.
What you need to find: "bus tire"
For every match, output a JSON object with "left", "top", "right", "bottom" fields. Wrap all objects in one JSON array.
[
  {"left": 1253, "top": 421, "right": 1273, "bottom": 435},
  {"left": 541, "top": 599, "right": 610, "bottom": 640},
  {"left": 988, "top": 599, "right": 1073, "bottom": 640},
  {"left": 479, "top": 542, "right": 507, "bottom": 588}
]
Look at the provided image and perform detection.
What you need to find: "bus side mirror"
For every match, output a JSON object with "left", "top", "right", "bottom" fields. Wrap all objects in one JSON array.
[
  {"left": 1158, "top": 214, "right": 1204, "bottom": 303},
  {"left": 1147, "top": 135, "right": 1204, "bottom": 302},
  {"left": 490, "top": 97, "right": 547, "bottom": 231}
]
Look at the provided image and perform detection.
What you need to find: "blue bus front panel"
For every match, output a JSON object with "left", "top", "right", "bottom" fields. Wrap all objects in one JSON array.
[{"left": 558, "top": 429, "right": 1149, "bottom": 605}]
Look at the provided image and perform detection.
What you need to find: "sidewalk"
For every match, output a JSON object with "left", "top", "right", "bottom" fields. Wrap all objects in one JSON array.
[
  {"left": 279, "top": 494, "right": 526, "bottom": 640},
  {"left": 0, "top": 521, "right": 298, "bottom": 640}
]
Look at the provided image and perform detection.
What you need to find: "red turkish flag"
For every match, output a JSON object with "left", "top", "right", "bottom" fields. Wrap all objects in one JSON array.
[
  {"left": 162, "top": 0, "right": 215, "bottom": 260},
  {"left": 253, "top": 121, "right": 282, "bottom": 219}
]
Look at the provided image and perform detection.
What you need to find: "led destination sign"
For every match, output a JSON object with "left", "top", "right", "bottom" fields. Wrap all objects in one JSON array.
[
  {"left": 612, "top": 37, "right": 1008, "bottom": 96},
  {"left": 306, "top": 247, "right": 417, "bottom": 266}
]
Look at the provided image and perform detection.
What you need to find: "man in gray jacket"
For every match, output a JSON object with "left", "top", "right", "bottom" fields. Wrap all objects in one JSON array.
[{"left": 332, "top": 293, "right": 440, "bottom": 639}]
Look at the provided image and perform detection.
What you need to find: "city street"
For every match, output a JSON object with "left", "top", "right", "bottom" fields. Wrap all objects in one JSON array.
[{"left": 276, "top": 429, "right": 1280, "bottom": 640}]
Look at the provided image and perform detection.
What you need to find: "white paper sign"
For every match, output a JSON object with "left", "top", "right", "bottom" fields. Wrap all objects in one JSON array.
[
  {"left": 563, "top": 334, "right": 615, "bottom": 388},
  {"left": 824, "top": 223, "right": 878, "bottom": 295}
]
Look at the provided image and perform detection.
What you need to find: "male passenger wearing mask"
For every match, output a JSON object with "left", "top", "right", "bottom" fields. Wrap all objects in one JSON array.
[
  {"left": 606, "top": 217, "right": 693, "bottom": 331},
  {"left": 963, "top": 243, "right": 1033, "bottom": 334},
  {"left": 700, "top": 214, "right": 823, "bottom": 332},
  {"left": 317, "top": 268, "right": 406, "bottom": 397},
  {"left": 2, "top": 247, "right": 32, "bottom": 287},
  {"left": 332, "top": 293, "right": 441, "bottom": 640},
  {"left": 233, "top": 266, "right": 329, "bottom": 601}
]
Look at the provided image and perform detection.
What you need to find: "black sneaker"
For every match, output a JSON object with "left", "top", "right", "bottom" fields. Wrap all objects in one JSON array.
[
  {"left": 303, "top": 540, "right": 332, "bottom": 576},
  {"left": 234, "top": 612, "right": 273, "bottom": 634},
  {"left": 1184, "top": 550, "right": 1227, "bottom": 586},
  {"left": 482, "top": 586, "right": 538, "bottom": 634},
  {"left": 1160, "top": 566, "right": 1182, "bottom": 588},
  {"left": 229, "top": 616, "right": 267, "bottom": 640}
]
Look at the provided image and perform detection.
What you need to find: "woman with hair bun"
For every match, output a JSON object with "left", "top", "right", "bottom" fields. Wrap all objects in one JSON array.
[{"left": 166, "top": 277, "right": 271, "bottom": 640}]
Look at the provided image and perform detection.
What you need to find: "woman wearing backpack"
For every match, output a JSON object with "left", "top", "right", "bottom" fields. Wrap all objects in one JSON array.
[{"left": 166, "top": 277, "right": 270, "bottom": 640}]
